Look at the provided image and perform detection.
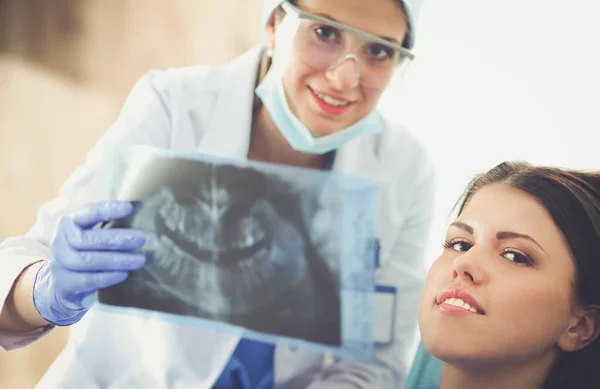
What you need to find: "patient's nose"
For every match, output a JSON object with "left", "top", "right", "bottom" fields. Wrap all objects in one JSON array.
[{"left": 452, "top": 252, "right": 486, "bottom": 285}]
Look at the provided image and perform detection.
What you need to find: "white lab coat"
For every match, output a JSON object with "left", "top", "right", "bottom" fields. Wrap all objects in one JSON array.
[{"left": 0, "top": 46, "right": 436, "bottom": 389}]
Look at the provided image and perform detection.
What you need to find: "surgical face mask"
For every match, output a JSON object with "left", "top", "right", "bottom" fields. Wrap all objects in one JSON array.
[
  {"left": 255, "top": 66, "right": 384, "bottom": 155},
  {"left": 255, "top": 2, "right": 404, "bottom": 155}
]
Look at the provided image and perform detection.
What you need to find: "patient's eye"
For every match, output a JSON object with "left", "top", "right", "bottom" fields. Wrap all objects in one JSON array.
[
  {"left": 503, "top": 250, "right": 534, "bottom": 266},
  {"left": 442, "top": 239, "right": 472, "bottom": 252}
]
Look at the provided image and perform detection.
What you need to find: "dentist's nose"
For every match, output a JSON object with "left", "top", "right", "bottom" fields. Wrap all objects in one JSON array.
[{"left": 325, "top": 57, "right": 360, "bottom": 90}]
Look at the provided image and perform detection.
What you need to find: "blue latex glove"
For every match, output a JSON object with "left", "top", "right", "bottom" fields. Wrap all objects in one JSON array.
[{"left": 33, "top": 200, "right": 147, "bottom": 326}]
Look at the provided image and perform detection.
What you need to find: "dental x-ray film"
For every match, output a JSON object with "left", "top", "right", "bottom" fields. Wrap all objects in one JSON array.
[{"left": 97, "top": 143, "right": 378, "bottom": 361}]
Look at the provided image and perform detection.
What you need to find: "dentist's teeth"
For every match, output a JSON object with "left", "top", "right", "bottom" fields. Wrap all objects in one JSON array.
[{"left": 316, "top": 92, "right": 350, "bottom": 106}]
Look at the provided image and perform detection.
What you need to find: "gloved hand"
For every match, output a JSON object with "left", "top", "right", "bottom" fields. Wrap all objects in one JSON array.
[{"left": 33, "top": 200, "right": 147, "bottom": 326}]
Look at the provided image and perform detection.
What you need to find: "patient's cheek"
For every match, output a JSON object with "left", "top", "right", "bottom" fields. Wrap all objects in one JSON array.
[
  {"left": 418, "top": 260, "right": 575, "bottom": 363},
  {"left": 496, "top": 280, "right": 573, "bottom": 343}
]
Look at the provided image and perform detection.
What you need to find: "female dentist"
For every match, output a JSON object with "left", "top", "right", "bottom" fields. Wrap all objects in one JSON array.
[{"left": 0, "top": 0, "right": 436, "bottom": 388}]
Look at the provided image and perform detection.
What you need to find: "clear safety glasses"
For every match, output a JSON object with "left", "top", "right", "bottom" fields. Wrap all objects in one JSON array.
[{"left": 278, "top": 1, "right": 415, "bottom": 90}]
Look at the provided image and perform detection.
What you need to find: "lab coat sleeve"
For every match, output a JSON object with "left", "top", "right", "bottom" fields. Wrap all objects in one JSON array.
[
  {"left": 305, "top": 165, "right": 437, "bottom": 389},
  {"left": 0, "top": 70, "right": 173, "bottom": 351}
]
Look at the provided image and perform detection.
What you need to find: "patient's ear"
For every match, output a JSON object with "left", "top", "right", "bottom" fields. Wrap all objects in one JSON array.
[{"left": 558, "top": 306, "right": 600, "bottom": 352}]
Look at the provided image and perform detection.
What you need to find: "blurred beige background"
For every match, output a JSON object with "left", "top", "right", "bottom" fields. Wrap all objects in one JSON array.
[{"left": 0, "top": 1, "right": 263, "bottom": 387}]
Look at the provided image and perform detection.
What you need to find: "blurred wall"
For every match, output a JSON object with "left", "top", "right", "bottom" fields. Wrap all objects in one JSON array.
[{"left": 0, "top": 1, "right": 262, "bottom": 387}]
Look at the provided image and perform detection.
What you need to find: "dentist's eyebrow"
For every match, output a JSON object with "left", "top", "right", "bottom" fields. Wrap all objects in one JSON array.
[
  {"left": 496, "top": 231, "right": 546, "bottom": 253},
  {"left": 313, "top": 12, "right": 402, "bottom": 44}
]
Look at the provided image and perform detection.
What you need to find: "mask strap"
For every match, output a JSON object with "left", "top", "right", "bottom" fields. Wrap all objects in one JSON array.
[{"left": 253, "top": 47, "right": 274, "bottom": 113}]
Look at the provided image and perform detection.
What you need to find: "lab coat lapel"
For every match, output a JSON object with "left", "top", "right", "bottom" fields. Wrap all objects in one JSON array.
[
  {"left": 332, "top": 132, "right": 384, "bottom": 184},
  {"left": 196, "top": 46, "right": 263, "bottom": 160}
]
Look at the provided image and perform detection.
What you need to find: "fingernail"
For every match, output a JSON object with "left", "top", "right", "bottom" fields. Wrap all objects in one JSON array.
[
  {"left": 134, "top": 254, "right": 147, "bottom": 267},
  {"left": 127, "top": 232, "right": 146, "bottom": 244},
  {"left": 108, "top": 200, "right": 131, "bottom": 211}
]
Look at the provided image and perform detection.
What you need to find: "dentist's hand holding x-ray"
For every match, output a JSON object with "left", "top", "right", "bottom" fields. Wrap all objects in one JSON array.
[
  {"left": 33, "top": 201, "right": 146, "bottom": 327},
  {"left": 0, "top": 0, "right": 436, "bottom": 388}
]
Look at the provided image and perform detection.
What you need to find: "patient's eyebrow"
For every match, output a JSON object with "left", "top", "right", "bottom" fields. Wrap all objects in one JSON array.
[
  {"left": 496, "top": 231, "right": 546, "bottom": 252},
  {"left": 450, "top": 221, "right": 473, "bottom": 234},
  {"left": 450, "top": 221, "right": 546, "bottom": 253}
]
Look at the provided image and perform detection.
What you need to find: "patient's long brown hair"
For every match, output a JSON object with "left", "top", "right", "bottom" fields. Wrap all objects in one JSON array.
[{"left": 455, "top": 161, "right": 600, "bottom": 389}]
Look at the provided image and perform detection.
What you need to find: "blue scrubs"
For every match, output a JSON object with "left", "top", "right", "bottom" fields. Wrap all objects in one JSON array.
[
  {"left": 213, "top": 338, "right": 276, "bottom": 389},
  {"left": 213, "top": 151, "right": 336, "bottom": 389}
]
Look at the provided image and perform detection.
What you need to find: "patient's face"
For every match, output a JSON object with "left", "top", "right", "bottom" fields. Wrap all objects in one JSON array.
[{"left": 419, "top": 183, "right": 577, "bottom": 367}]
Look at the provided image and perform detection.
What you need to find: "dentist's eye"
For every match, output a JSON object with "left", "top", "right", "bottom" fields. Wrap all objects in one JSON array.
[
  {"left": 442, "top": 239, "right": 472, "bottom": 252},
  {"left": 365, "top": 43, "right": 394, "bottom": 61},
  {"left": 502, "top": 250, "right": 534, "bottom": 266},
  {"left": 314, "top": 25, "right": 341, "bottom": 43}
]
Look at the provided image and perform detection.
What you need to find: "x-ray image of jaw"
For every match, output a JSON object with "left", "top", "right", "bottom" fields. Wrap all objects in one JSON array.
[{"left": 99, "top": 153, "right": 342, "bottom": 346}]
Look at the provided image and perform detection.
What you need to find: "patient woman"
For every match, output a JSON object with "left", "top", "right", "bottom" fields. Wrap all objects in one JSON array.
[{"left": 418, "top": 161, "right": 600, "bottom": 389}]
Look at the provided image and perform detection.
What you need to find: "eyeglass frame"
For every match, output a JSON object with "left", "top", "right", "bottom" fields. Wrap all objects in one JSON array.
[{"left": 279, "top": 1, "right": 415, "bottom": 63}]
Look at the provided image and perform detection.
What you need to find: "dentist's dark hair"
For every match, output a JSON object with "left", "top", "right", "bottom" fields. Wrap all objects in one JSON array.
[{"left": 455, "top": 161, "right": 600, "bottom": 389}]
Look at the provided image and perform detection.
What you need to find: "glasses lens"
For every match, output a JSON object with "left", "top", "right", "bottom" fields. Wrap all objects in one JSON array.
[{"left": 281, "top": 11, "right": 412, "bottom": 89}]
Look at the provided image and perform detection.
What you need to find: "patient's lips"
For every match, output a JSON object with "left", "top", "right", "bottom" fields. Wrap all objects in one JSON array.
[{"left": 436, "top": 287, "right": 485, "bottom": 315}]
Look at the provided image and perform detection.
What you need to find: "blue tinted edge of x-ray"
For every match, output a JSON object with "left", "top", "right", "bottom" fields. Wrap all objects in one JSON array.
[
  {"left": 98, "top": 143, "right": 379, "bottom": 362},
  {"left": 94, "top": 301, "right": 373, "bottom": 362},
  {"left": 107, "top": 142, "right": 377, "bottom": 186},
  {"left": 338, "top": 176, "right": 378, "bottom": 359}
]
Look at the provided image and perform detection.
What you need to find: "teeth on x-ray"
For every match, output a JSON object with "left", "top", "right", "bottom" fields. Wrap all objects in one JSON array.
[
  {"left": 155, "top": 186, "right": 266, "bottom": 255},
  {"left": 99, "top": 149, "right": 350, "bottom": 348},
  {"left": 139, "top": 183, "right": 310, "bottom": 316}
]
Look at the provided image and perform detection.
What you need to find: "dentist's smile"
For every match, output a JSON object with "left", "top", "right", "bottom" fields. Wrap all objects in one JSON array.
[{"left": 308, "top": 86, "right": 354, "bottom": 116}]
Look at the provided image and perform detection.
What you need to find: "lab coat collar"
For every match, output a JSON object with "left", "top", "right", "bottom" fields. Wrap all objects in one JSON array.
[
  {"left": 196, "top": 45, "right": 383, "bottom": 183},
  {"left": 331, "top": 132, "right": 384, "bottom": 182},
  {"left": 196, "top": 46, "right": 262, "bottom": 159}
]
